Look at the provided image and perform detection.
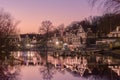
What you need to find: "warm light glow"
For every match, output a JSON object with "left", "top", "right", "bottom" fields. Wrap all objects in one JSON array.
[
  {"left": 31, "top": 52, "right": 34, "bottom": 57},
  {"left": 30, "top": 44, "right": 34, "bottom": 47},
  {"left": 27, "top": 53, "right": 30, "bottom": 57},
  {"left": 17, "top": 51, "right": 20, "bottom": 57},
  {"left": 18, "top": 44, "right": 20, "bottom": 47},
  {"left": 26, "top": 44, "right": 30, "bottom": 47},
  {"left": 55, "top": 41, "right": 59, "bottom": 45}
]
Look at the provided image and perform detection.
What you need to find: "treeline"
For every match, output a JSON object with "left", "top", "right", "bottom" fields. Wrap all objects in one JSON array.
[
  {"left": 65, "top": 13, "right": 120, "bottom": 38},
  {"left": 90, "top": 0, "right": 120, "bottom": 13},
  {"left": 0, "top": 10, "right": 18, "bottom": 61}
]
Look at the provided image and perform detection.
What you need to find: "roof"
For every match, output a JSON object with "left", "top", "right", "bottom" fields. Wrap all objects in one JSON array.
[{"left": 20, "top": 33, "right": 41, "bottom": 39}]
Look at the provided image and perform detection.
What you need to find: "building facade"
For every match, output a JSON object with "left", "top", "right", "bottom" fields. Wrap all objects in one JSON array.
[
  {"left": 108, "top": 26, "right": 120, "bottom": 37},
  {"left": 50, "top": 25, "right": 93, "bottom": 51}
]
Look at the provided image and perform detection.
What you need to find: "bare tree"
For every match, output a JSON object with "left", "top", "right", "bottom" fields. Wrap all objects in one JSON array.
[
  {"left": 39, "top": 20, "right": 55, "bottom": 79},
  {"left": 39, "top": 20, "right": 54, "bottom": 45},
  {"left": 39, "top": 20, "right": 54, "bottom": 63},
  {"left": 39, "top": 21, "right": 53, "bottom": 34},
  {"left": 0, "top": 9, "right": 18, "bottom": 60},
  {"left": 90, "top": 0, "right": 120, "bottom": 13}
]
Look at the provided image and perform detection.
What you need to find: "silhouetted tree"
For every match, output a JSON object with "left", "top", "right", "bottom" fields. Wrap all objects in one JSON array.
[
  {"left": 0, "top": 65, "right": 20, "bottom": 80},
  {"left": 39, "top": 20, "right": 55, "bottom": 42},
  {"left": 40, "top": 63, "right": 55, "bottom": 80},
  {"left": 39, "top": 20, "right": 54, "bottom": 63},
  {"left": 89, "top": 13, "right": 120, "bottom": 37},
  {"left": 0, "top": 9, "right": 18, "bottom": 61},
  {"left": 90, "top": 0, "right": 120, "bottom": 13}
]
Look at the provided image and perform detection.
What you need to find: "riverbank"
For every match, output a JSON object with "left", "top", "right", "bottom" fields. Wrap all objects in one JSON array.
[{"left": 98, "top": 49, "right": 120, "bottom": 64}]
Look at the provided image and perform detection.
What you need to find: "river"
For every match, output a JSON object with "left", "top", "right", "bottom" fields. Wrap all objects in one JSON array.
[{"left": 0, "top": 51, "right": 120, "bottom": 80}]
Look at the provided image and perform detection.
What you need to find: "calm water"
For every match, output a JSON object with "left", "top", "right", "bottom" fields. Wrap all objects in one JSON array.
[{"left": 0, "top": 51, "right": 120, "bottom": 80}]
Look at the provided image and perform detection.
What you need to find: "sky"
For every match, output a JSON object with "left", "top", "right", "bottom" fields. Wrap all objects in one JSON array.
[{"left": 0, "top": 0, "right": 102, "bottom": 34}]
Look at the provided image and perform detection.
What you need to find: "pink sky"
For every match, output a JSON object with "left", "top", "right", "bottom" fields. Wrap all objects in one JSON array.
[{"left": 0, "top": 0, "right": 102, "bottom": 33}]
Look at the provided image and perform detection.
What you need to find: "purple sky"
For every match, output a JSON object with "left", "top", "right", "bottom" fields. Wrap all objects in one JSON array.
[{"left": 0, "top": 0, "right": 102, "bottom": 33}]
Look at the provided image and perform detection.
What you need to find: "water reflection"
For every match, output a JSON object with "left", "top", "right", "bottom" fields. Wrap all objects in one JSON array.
[
  {"left": 40, "top": 63, "right": 55, "bottom": 80},
  {"left": 0, "top": 63, "right": 20, "bottom": 80},
  {"left": 46, "top": 56, "right": 120, "bottom": 80},
  {"left": 7, "top": 51, "right": 120, "bottom": 80}
]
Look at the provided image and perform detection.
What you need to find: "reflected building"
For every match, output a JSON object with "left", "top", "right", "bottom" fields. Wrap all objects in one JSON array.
[
  {"left": 11, "top": 51, "right": 41, "bottom": 65},
  {"left": 47, "top": 54, "right": 120, "bottom": 78},
  {"left": 48, "top": 56, "right": 88, "bottom": 76},
  {"left": 109, "top": 66, "right": 120, "bottom": 76},
  {"left": 10, "top": 51, "right": 120, "bottom": 80}
]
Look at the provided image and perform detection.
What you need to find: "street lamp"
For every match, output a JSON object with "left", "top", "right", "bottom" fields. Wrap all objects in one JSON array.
[
  {"left": 26, "top": 44, "right": 30, "bottom": 47},
  {"left": 55, "top": 41, "right": 59, "bottom": 45},
  {"left": 17, "top": 44, "right": 20, "bottom": 47},
  {"left": 55, "top": 41, "right": 59, "bottom": 57}
]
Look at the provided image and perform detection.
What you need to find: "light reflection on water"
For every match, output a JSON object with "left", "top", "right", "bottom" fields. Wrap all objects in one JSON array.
[
  {"left": 20, "top": 66, "right": 110, "bottom": 80},
  {"left": 0, "top": 51, "right": 120, "bottom": 80}
]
